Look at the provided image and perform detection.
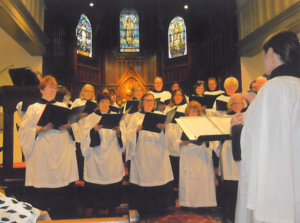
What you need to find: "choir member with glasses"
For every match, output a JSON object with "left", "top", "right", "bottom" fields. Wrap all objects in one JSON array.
[
  {"left": 127, "top": 92, "right": 174, "bottom": 218},
  {"left": 18, "top": 76, "right": 78, "bottom": 219}
]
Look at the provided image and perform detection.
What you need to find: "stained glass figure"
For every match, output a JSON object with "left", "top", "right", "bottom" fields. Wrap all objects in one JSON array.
[
  {"left": 120, "top": 8, "right": 140, "bottom": 52},
  {"left": 76, "top": 14, "right": 92, "bottom": 57},
  {"left": 168, "top": 17, "right": 187, "bottom": 58}
]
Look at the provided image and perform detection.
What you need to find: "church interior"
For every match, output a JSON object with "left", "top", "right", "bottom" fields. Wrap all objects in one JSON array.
[{"left": 1, "top": 0, "right": 300, "bottom": 222}]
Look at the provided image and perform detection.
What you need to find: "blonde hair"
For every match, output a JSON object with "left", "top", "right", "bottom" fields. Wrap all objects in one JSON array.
[
  {"left": 138, "top": 92, "right": 157, "bottom": 111},
  {"left": 131, "top": 82, "right": 144, "bottom": 98},
  {"left": 185, "top": 101, "right": 202, "bottom": 116},
  {"left": 224, "top": 77, "right": 239, "bottom": 90},
  {"left": 79, "top": 84, "right": 95, "bottom": 100},
  {"left": 227, "top": 93, "right": 247, "bottom": 110}
]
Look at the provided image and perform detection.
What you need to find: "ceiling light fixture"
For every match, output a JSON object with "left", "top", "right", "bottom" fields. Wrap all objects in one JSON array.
[
  {"left": 90, "top": 2, "right": 94, "bottom": 7},
  {"left": 184, "top": 5, "right": 188, "bottom": 9}
]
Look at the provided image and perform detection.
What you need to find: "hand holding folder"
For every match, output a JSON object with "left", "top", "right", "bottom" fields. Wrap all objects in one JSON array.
[
  {"left": 141, "top": 108, "right": 177, "bottom": 133},
  {"left": 83, "top": 100, "right": 98, "bottom": 114},
  {"left": 37, "top": 104, "right": 70, "bottom": 129},
  {"left": 97, "top": 106, "right": 131, "bottom": 129}
]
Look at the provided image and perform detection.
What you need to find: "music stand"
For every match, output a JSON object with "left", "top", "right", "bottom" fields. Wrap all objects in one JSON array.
[{"left": 9, "top": 67, "right": 39, "bottom": 86}]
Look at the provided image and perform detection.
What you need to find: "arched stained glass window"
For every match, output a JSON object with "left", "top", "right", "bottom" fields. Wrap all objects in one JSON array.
[
  {"left": 120, "top": 8, "right": 140, "bottom": 52},
  {"left": 168, "top": 17, "right": 187, "bottom": 58},
  {"left": 76, "top": 14, "right": 92, "bottom": 57}
]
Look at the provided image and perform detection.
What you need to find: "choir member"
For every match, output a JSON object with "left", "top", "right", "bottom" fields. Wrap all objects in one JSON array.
[
  {"left": 81, "top": 93, "right": 126, "bottom": 216},
  {"left": 123, "top": 82, "right": 144, "bottom": 126},
  {"left": 256, "top": 76, "right": 267, "bottom": 91},
  {"left": 217, "top": 93, "right": 247, "bottom": 220},
  {"left": 203, "top": 77, "right": 225, "bottom": 109},
  {"left": 173, "top": 101, "right": 217, "bottom": 211},
  {"left": 164, "top": 89, "right": 187, "bottom": 188},
  {"left": 208, "top": 77, "right": 218, "bottom": 91},
  {"left": 171, "top": 81, "right": 180, "bottom": 93},
  {"left": 71, "top": 84, "right": 96, "bottom": 181},
  {"left": 249, "top": 80, "right": 257, "bottom": 92},
  {"left": 189, "top": 80, "right": 206, "bottom": 113},
  {"left": 234, "top": 30, "right": 300, "bottom": 223},
  {"left": 109, "top": 88, "right": 119, "bottom": 108},
  {"left": 127, "top": 92, "right": 174, "bottom": 217},
  {"left": 148, "top": 77, "right": 171, "bottom": 112},
  {"left": 123, "top": 82, "right": 144, "bottom": 169},
  {"left": 18, "top": 76, "right": 78, "bottom": 219},
  {"left": 207, "top": 76, "right": 239, "bottom": 117}
]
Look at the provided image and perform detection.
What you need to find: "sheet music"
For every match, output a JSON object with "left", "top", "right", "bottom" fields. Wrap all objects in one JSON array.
[{"left": 175, "top": 116, "right": 231, "bottom": 140}]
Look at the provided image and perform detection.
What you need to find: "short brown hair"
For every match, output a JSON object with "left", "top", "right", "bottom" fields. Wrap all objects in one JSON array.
[
  {"left": 139, "top": 92, "right": 157, "bottom": 111},
  {"left": 185, "top": 101, "right": 202, "bottom": 116},
  {"left": 38, "top": 75, "right": 57, "bottom": 90},
  {"left": 193, "top": 80, "right": 205, "bottom": 94}
]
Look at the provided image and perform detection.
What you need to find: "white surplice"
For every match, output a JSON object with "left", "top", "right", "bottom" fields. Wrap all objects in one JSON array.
[
  {"left": 70, "top": 98, "right": 97, "bottom": 143},
  {"left": 18, "top": 102, "right": 78, "bottom": 188},
  {"left": 127, "top": 111, "right": 174, "bottom": 186},
  {"left": 235, "top": 76, "right": 300, "bottom": 223},
  {"left": 164, "top": 104, "right": 187, "bottom": 156},
  {"left": 172, "top": 126, "right": 217, "bottom": 207},
  {"left": 81, "top": 112, "right": 126, "bottom": 184},
  {"left": 148, "top": 90, "right": 171, "bottom": 104}
]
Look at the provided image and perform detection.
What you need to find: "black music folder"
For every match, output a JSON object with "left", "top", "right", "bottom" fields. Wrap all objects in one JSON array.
[
  {"left": 109, "top": 105, "right": 123, "bottom": 114},
  {"left": 9, "top": 67, "right": 39, "bottom": 86},
  {"left": 203, "top": 90, "right": 224, "bottom": 109},
  {"left": 37, "top": 104, "right": 69, "bottom": 129},
  {"left": 68, "top": 105, "right": 86, "bottom": 124},
  {"left": 175, "top": 116, "right": 232, "bottom": 142},
  {"left": 171, "top": 111, "right": 185, "bottom": 124},
  {"left": 189, "top": 95, "right": 205, "bottom": 106},
  {"left": 83, "top": 100, "right": 97, "bottom": 114},
  {"left": 142, "top": 109, "right": 177, "bottom": 133},
  {"left": 125, "top": 99, "right": 140, "bottom": 114},
  {"left": 216, "top": 100, "right": 228, "bottom": 111},
  {"left": 98, "top": 113, "right": 123, "bottom": 129},
  {"left": 98, "top": 106, "right": 131, "bottom": 129}
]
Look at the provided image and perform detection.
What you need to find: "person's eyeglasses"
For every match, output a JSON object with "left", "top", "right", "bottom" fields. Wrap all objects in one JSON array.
[
  {"left": 84, "top": 90, "right": 94, "bottom": 93},
  {"left": 232, "top": 102, "right": 243, "bottom": 106},
  {"left": 46, "top": 85, "right": 58, "bottom": 91},
  {"left": 144, "top": 99, "right": 154, "bottom": 103}
]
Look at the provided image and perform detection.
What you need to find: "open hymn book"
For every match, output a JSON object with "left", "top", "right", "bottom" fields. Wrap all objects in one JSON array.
[{"left": 175, "top": 116, "right": 232, "bottom": 142}]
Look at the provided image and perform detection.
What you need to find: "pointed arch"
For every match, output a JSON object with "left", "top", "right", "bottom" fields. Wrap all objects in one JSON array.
[
  {"left": 168, "top": 16, "right": 187, "bottom": 58},
  {"left": 120, "top": 8, "right": 140, "bottom": 52},
  {"left": 76, "top": 14, "right": 92, "bottom": 57}
]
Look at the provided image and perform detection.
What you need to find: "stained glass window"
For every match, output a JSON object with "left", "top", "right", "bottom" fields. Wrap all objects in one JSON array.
[
  {"left": 120, "top": 8, "right": 140, "bottom": 52},
  {"left": 168, "top": 17, "right": 187, "bottom": 58},
  {"left": 76, "top": 14, "right": 92, "bottom": 57}
]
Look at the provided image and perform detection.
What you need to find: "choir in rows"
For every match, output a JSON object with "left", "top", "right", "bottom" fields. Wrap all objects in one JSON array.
[{"left": 16, "top": 73, "right": 250, "bottom": 220}]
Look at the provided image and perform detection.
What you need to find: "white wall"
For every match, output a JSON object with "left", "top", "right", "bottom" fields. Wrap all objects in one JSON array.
[
  {"left": 0, "top": 27, "right": 43, "bottom": 87},
  {"left": 240, "top": 52, "right": 265, "bottom": 92},
  {"left": 0, "top": 27, "right": 43, "bottom": 164}
]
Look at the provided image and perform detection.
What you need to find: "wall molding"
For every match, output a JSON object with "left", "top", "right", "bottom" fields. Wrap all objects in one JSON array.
[
  {"left": 0, "top": 0, "right": 49, "bottom": 55},
  {"left": 237, "top": 1, "right": 300, "bottom": 56}
]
